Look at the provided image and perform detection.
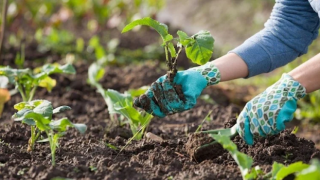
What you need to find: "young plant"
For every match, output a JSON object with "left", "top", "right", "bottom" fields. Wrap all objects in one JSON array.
[
  {"left": 122, "top": 17, "right": 214, "bottom": 88},
  {"left": 0, "top": 63, "right": 75, "bottom": 102},
  {"left": 211, "top": 134, "right": 320, "bottom": 180},
  {"left": 0, "top": 63, "right": 75, "bottom": 151},
  {"left": 88, "top": 63, "right": 152, "bottom": 140},
  {"left": 12, "top": 100, "right": 87, "bottom": 165}
]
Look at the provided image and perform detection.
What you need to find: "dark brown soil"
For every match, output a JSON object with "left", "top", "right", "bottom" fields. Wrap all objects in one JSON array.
[{"left": 1, "top": 61, "right": 320, "bottom": 180}]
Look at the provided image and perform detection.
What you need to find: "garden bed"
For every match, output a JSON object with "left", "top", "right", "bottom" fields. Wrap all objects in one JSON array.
[{"left": 1, "top": 61, "right": 320, "bottom": 180}]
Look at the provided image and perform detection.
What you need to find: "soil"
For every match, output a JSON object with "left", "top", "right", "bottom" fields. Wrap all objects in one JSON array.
[
  {"left": 1, "top": 53, "right": 320, "bottom": 179},
  {"left": 1, "top": 61, "right": 319, "bottom": 180}
]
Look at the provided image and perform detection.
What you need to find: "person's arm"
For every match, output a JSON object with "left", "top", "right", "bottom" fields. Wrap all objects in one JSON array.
[
  {"left": 229, "top": 0, "right": 319, "bottom": 78},
  {"left": 289, "top": 53, "right": 320, "bottom": 93}
]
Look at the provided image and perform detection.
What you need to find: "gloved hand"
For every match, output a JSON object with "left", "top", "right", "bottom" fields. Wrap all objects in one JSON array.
[
  {"left": 236, "top": 73, "right": 306, "bottom": 145},
  {"left": 134, "top": 63, "right": 221, "bottom": 117}
]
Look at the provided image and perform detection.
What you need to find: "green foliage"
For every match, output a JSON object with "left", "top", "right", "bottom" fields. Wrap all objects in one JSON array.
[
  {"left": 122, "top": 17, "right": 170, "bottom": 41},
  {"left": 88, "top": 63, "right": 153, "bottom": 140},
  {"left": 297, "top": 91, "right": 320, "bottom": 121},
  {"left": 210, "top": 134, "right": 320, "bottom": 180},
  {"left": 122, "top": 17, "right": 214, "bottom": 67},
  {"left": 13, "top": 100, "right": 87, "bottom": 165},
  {"left": 35, "top": 29, "right": 75, "bottom": 54},
  {"left": 0, "top": 63, "right": 75, "bottom": 102},
  {"left": 211, "top": 134, "right": 253, "bottom": 179},
  {"left": 184, "top": 31, "right": 215, "bottom": 65}
]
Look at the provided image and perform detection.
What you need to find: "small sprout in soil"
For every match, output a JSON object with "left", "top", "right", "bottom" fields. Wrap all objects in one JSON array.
[
  {"left": 0, "top": 162, "right": 5, "bottom": 167},
  {"left": 195, "top": 110, "right": 213, "bottom": 133},
  {"left": 89, "top": 165, "right": 98, "bottom": 172},
  {"left": 12, "top": 100, "right": 87, "bottom": 165},
  {"left": 122, "top": 17, "right": 214, "bottom": 96},
  {"left": 105, "top": 143, "right": 118, "bottom": 150},
  {"left": 200, "top": 94, "right": 216, "bottom": 105},
  {"left": 17, "top": 168, "right": 28, "bottom": 176},
  {"left": 88, "top": 63, "right": 152, "bottom": 140},
  {"left": 283, "top": 152, "right": 293, "bottom": 164},
  {"left": 0, "top": 63, "right": 75, "bottom": 102},
  {"left": 51, "top": 177, "right": 73, "bottom": 180},
  {"left": 291, "top": 126, "right": 299, "bottom": 135}
]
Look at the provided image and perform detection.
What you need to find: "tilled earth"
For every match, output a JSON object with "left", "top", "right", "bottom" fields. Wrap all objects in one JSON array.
[{"left": 1, "top": 63, "right": 320, "bottom": 180}]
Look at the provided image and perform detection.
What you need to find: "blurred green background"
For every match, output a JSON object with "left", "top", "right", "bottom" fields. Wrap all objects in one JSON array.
[{"left": 0, "top": 0, "right": 319, "bottom": 122}]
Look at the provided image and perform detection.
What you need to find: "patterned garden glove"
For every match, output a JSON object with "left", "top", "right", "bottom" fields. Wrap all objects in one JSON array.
[
  {"left": 236, "top": 73, "right": 306, "bottom": 145},
  {"left": 134, "top": 62, "right": 221, "bottom": 117}
]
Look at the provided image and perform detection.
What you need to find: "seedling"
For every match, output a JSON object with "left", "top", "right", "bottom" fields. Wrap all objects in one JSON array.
[
  {"left": 88, "top": 63, "right": 152, "bottom": 140},
  {"left": 0, "top": 63, "right": 76, "bottom": 102},
  {"left": 0, "top": 63, "right": 75, "bottom": 152},
  {"left": 12, "top": 100, "right": 87, "bottom": 165},
  {"left": 196, "top": 125, "right": 238, "bottom": 152},
  {"left": 210, "top": 134, "right": 320, "bottom": 179},
  {"left": 122, "top": 17, "right": 214, "bottom": 95}
]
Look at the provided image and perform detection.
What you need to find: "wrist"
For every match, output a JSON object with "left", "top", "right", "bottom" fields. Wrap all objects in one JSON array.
[
  {"left": 189, "top": 62, "right": 221, "bottom": 86},
  {"left": 272, "top": 73, "right": 306, "bottom": 100}
]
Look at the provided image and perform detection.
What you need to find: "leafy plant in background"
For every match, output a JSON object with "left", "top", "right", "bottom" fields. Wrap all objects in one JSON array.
[
  {"left": 0, "top": 63, "right": 75, "bottom": 151},
  {"left": 0, "top": 63, "right": 75, "bottom": 102},
  {"left": 296, "top": 91, "right": 320, "bottom": 122},
  {"left": 88, "top": 63, "right": 152, "bottom": 140},
  {"left": 122, "top": 17, "right": 214, "bottom": 82},
  {"left": 12, "top": 100, "right": 87, "bottom": 165},
  {"left": 35, "top": 29, "right": 76, "bottom": 54},
  {"left": 211, "top": 134, "right": 320, "bottom": 180}
]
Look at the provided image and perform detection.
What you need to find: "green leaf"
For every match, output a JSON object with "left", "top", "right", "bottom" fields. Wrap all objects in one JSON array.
[
  {"left": 24, "top": 112, "right": 51, "bottom": 131},
  {"left": 185, "top": 30, "right": 214, "bottom": 65},
  {"left": 14, "top": 102, "right": 28, "bottom": 111},
  {"left": 33, "top": 100, "right": 53, "bottom": 119},
  {"left": 271, "top": 162, "right": 285, "bottom": 179},
  {"left": 105, "top": 89, "right": 132, "bottom": 115},
  {"left": 49, "top": 118, "right": 87, "bottom": 134},
  {"left": 38, "top": 76, "right": 57, "bottom": 92},
  {"left": 40, "top": 63, "right": 76, "bottom": 76},
  {"left": 177, "top": 30, "right": 191, "bottom": 46},
  {"left": 106, "top": 143, "right": 118, "bottom": 150},
  {"left": 164, "top": 34, "right": 173, "bottom": 42},
  {"left": 73, "top": 124, "right": 87, "bottom": 134},
  {"left": 53, "top": 106, "right": 71, "bottom": 114},
  {"left": 276, "top": 161, "right": 310, "bottom": 180},
  {"left": 88, "top": 63, "right": 105, "bottom": 86},
  {"left": 296, "top": 159, "right": 320, "bottom": 180},
  {"left": 12, "top": 108, "right": 32, "bottom": 120},
  {"left": 22, "top": 118, "right": 36, "bottom": 126},
  {"left": 212, "top": 134, "right": 253, "bottom": 177},
  {"left": 126, "top": 86, "right": 149, "bottom": 97},
  {"left": 0, "top": 67, "right": 30, "bottom": 84},
  {"left": 167, "top": 42, "right": 176, "bottom": 58},
  {"left": 122, "top": 17, "right": 169, "bottom": 41}
]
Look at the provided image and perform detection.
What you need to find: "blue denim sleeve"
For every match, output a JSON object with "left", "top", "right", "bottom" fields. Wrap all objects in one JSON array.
[{"left": 230, "top": 0, "right": 320, "bottom": 78}]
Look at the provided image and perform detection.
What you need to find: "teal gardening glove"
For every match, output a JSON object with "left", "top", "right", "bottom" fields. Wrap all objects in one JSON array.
[
  {"left": 134, "top": 62, "right": 221, "bottom": 117},
  {"left": 236, "top": 74, "right": 306, "bottom": 145}
]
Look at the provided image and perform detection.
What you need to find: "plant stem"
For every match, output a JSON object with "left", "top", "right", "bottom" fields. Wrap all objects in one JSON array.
[
  {"left": 17, "top": 84, "right": 27, "bottom": 102},
  {"left": 0, "top": 0, "right": 8, "bottom": 64},
  {"left": 28, "top": 86, "right": 37, "bottom": 102},
  {"left": 27, "top": 126, "right": 36, "bottom": 152},
  {"left": 164, "top": 45, "right": 170, "bottom": 69},
  {"left": 47, "top": 131, "right": 56, "bottom": 166}
]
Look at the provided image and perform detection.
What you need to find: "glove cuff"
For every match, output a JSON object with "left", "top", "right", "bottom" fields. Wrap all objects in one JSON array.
[
  {"left": 269, "top": 73, "right": 306, "bottom": 100},
  {"left": 189, "top": 62, "right": 221, "bottom": 86}
]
